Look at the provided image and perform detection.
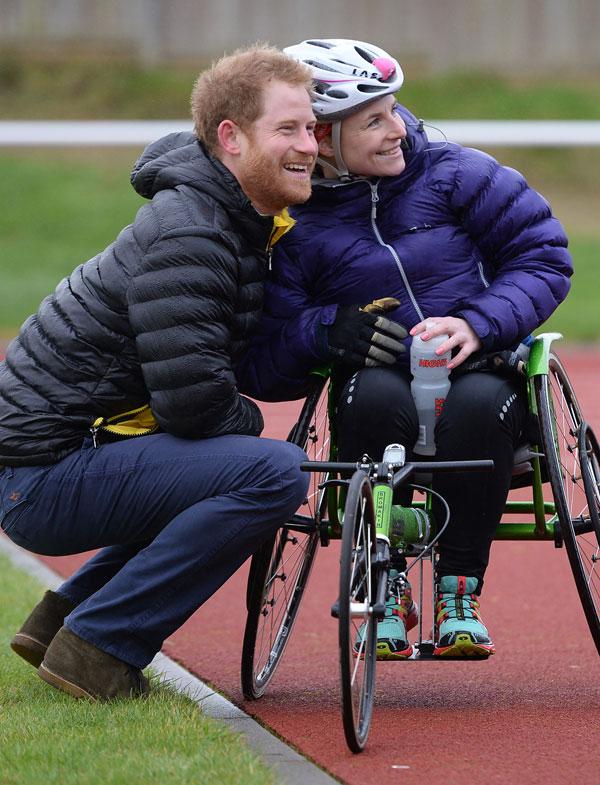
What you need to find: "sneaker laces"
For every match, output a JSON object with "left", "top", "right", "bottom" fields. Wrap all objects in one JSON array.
[{"left": 436, "top": 591, "right": 482, "bottom": 625}]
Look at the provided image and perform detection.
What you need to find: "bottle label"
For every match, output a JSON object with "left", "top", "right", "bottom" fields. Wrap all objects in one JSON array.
[{"left": 418, "top": 358, "right": 448, "bottom": 368}]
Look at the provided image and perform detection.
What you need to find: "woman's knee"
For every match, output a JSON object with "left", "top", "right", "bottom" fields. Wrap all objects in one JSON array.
[
  {"left": 335, "top": 369, "right": 418, "bottom": 461},
  {"left": 337, "top": 368, "right": 416, "bottom": 426},
  {"left": 439, "top": 372, "right": 526, "bottom": 446}
]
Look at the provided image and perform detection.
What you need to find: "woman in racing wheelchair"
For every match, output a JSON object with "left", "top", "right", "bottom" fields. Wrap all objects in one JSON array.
[{"left": 237, "top": 38, "right": 573, "bottom": 659}]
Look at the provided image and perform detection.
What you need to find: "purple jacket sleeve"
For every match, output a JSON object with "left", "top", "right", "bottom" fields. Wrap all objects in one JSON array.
[
  {"left": 449, "top": 147, "right": 573, "bottom": 349},
  {"left": 236, "top": 242, "right": 338, "bottom": 401}
]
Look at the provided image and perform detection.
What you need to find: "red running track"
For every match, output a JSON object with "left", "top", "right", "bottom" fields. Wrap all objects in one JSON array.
[{"left": 4, "top": 344, "right": 599, "bottom": 785}]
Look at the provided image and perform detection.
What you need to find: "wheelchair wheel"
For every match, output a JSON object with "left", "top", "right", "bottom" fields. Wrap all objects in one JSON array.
[
  {"left": 535, "top": 353, "right": 600, "bottom": 653},
  {"left": 580, "top": 422, "right": 600, "bottom": 536},
  {"left": 241, "top": 378, "right": 329, "bottom": 699},
  {"left": 339, "top": 470, "right": 378, "bottom": 753}
]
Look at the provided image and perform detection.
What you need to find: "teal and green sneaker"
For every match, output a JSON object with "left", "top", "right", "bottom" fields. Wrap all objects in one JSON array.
[
  {"left": 354, "top": 571, "right": 418, "bottom": 660},
  {"left": 434, "top": 575, "right": 495, "bottom": 659}
]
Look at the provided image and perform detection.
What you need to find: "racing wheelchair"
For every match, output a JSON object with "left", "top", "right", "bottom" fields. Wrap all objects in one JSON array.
[{"left": 240, "top": 333, "right": 600, "bottom": 752}]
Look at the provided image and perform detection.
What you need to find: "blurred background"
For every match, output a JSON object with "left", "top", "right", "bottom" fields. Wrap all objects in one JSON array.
[{"left": 1, "top": 0, "right": 599, "bottom": 341}]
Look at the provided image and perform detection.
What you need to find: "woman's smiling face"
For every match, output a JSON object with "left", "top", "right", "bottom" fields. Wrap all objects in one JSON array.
[{"left": 335, "top": 94, "right": 408, "bottom": 178}]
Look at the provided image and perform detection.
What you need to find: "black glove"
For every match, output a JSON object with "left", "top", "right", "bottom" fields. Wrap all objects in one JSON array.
[{"left": 327, "top": 303, "right": 407, "bottom": 368}]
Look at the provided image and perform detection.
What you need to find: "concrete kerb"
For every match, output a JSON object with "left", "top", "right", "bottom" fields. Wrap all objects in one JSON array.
[{"left": 0, "top": 536, "right": 340, "bottom": 785}]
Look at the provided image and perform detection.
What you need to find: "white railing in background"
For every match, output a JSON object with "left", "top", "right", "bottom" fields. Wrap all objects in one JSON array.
[
  {"left": 0, "top": 121, "right": 192, "bottom": 146},
  {"left": 1, "top": 120, "right": 600, "bottom": 147}
]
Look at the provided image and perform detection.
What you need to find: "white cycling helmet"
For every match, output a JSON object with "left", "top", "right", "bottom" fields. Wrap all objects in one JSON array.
[{"left": 284, "top": 38, "right": 404, "bottom": 122}]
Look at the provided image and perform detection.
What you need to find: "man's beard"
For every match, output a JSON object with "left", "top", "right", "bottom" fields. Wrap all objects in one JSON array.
[{"left": 241, "top": 146, "right": 312, "bottom": 214}]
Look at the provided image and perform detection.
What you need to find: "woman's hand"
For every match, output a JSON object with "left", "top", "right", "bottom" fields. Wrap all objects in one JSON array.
[{"left": 410, "top": 317, "right": 482, "bottom": 369}]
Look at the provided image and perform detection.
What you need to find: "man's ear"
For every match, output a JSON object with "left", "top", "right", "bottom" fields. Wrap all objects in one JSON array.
[{"left": 216, "top": 119, "right": 242, "bottom": 156}]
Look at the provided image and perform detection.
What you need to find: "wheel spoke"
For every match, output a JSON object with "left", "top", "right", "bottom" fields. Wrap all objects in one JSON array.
[{"left": 242, "top": 379, "right": 327, "bottom": 699}]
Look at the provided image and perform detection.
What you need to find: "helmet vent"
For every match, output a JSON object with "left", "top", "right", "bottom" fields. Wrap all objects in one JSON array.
[
  {"left": 306, "top": 40, "right": 335, "bottom": 49},
  {"left": 326, "top": 89, "right": 350, "bottom": 99},
  {"left": 354, "top": 46, "right": 375, "bottom": 63},
  {"left": 357, "top": 84, "right": 387, "bottom": 94},
  {"left": 308, "top": 59, "right": 341, "bottom": 73}
]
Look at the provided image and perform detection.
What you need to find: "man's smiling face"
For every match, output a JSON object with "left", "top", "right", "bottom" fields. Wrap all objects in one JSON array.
[{"left": 236, "top": 79, "right": 318, "bottom": 214}]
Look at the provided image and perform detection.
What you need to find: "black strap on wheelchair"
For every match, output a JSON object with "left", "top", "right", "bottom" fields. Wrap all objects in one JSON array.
[{"left": 451, "top": 349, "right": 527, "bottom": 380}]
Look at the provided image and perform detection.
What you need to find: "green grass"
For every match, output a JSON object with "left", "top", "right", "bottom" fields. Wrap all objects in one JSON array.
[
  {"left": 0, "top": 55, "right": 196, "bottom": 120},
  {"left": 3, "top": 52, "right": 600, "bottom": 120},
  {"left": 0, "top": 151, "right": 144, "bottom": 332},
  {"left": 0, "top": 553, "right": 276, "bottom": 785},
  {"left": 1, "top": 149, "right": 599, "bottom": 340},
  {"left": 400, "top": 71, "right": 600, "bottom": 119},
  {"left": 544, "top": 236, "right": 600, "bottom": 341}
]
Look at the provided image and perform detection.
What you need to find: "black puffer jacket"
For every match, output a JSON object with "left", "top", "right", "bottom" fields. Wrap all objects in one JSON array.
[{"left": 0, "top": 133, "right": 272, "bottom": 466}]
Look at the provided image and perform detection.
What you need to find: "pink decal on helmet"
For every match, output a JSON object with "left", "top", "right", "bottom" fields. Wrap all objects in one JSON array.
[{"left": 372, "top": 57, "right": 396, "bottom": 80}]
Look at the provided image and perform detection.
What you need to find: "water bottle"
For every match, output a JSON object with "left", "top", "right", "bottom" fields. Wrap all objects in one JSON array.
[{"left": 410, "top": 321, "right": 451, "bottom": 456}]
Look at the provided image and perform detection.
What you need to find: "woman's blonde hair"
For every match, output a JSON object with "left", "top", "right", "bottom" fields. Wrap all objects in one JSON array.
[{"left": 191, "top": 43, "right": 313, "bottom": 154}]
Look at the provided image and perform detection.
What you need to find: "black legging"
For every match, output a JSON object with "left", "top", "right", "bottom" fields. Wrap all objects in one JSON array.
[{"left": 335, "top": 366, "right": 527, "bottom": 591}]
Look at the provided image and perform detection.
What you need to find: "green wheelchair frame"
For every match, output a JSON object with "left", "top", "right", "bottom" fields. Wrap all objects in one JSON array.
[{"left": 240, "top": 333, "right": 600, "bottom": 750}]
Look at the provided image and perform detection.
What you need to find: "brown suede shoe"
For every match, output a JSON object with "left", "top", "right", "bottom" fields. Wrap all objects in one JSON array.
[
  {"left": 38, "top": 626, "right": 150, "bottom": 701},
  {"left": 11, "top": 590, "right": 77, "bottom": 668}
]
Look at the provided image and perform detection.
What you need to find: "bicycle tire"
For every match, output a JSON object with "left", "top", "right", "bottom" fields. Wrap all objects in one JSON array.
[
  {"left": 241, "top": 378, "right": 329, "bottom": 699},
  {"left": 579, "top": 421, "right": 600, "bottom": 538},
  {"left": 339, "top": 470, "right": 378, "bottom": 753},
  {"left": 535, "top": 353, "right": 600, "bottom": 654}
]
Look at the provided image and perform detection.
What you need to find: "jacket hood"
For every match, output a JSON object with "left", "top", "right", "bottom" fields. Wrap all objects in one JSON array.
[{"left": 130, "top": 132, "right": 253, "bottom": 214}]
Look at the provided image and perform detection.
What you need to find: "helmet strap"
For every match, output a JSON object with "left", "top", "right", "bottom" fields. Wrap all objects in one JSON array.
[
  {"left": 331, "top": 121, "right": 350, "bottom": 179},
  {"left": 314, "top": 120, "right": 353, "bottom": 181}
]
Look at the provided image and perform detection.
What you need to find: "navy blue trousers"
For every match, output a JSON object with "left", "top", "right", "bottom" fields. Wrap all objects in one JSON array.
[
  {"left": 0, "top": 434, "right": 308, "bottom": 667},
  {"left": 335, "top": 367, "right": 527, "bottom": 589}
]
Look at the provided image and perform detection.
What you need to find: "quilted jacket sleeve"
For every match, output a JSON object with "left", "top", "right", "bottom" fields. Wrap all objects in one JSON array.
[
  {"left": 449, "top": 147, "right": 573, "bottom": 350},
  {"left": 236, "top": 241, "right": 337, "bottom": 401},
  {"left": 128, "top": 230, "right": 264, "bottom": 438}
]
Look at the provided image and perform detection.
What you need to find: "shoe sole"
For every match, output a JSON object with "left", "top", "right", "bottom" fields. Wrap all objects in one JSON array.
[
  {"left": 434, "top": 633, "right": 495, "bottom": 659},
  {"left": 10, "top": 633, "right": 47, "bottom": 669},
  {"left": 354, "top": 641, "right": 413, "bottom": 660},
  {"left": 353, "top": 649, "right": 413, "bottom": 660},
  {"left": 37, "top": 663, "right": 96, "bottom": 700},
  {"left": 375, "top": 645, "right": 413, "bottom": 660}
]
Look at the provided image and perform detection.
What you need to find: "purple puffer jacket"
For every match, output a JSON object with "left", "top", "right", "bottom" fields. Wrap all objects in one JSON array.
[{"left": 237, "top": 105, "right": 573, "bottom": 401}]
